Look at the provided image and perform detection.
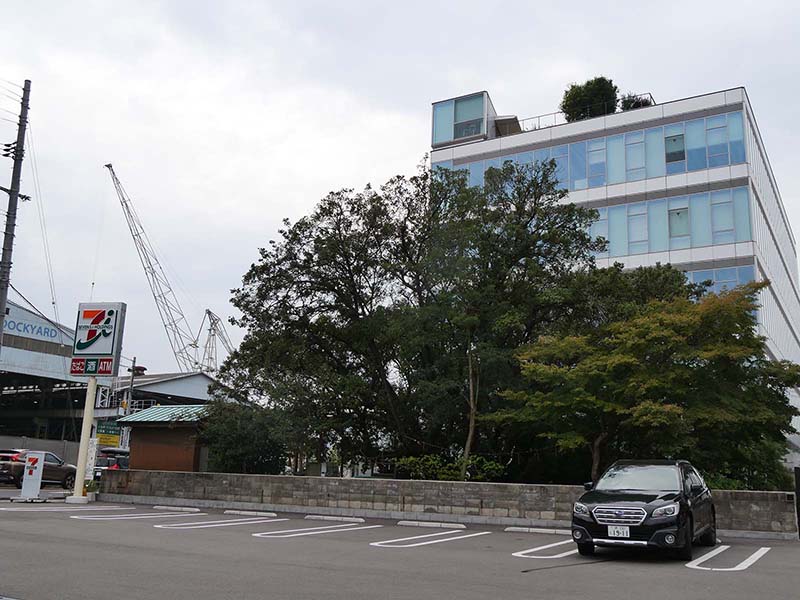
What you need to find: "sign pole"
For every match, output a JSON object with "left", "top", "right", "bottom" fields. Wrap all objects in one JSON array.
[{"left": 66, "top": 375, "right": 97, "bottom": 504}]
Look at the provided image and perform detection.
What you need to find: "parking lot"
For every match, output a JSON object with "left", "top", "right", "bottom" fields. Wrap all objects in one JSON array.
[{"left": 1, "top": 501, "right": 798, "bottom": 600}]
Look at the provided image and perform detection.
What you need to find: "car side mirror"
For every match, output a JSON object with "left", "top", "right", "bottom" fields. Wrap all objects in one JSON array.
[
  {"left": 691, "top": 484, "right": 703, "bottom": 495},
  {"left": 583, "top": 481, "right": 594, "bottom": 491}
]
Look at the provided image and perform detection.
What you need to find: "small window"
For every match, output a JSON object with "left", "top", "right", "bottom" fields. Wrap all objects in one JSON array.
[
  {"left": 45, "top": 453, "right": 60, "bottom": 464},
  {"left": 665, "top": 134, "right": 686, "bottom": 163},
  {"left": 669, "top": 208, "right": 689, "bottom": 237}
]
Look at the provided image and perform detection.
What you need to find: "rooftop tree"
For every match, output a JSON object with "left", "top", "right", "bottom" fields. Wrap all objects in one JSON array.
[{"left": 560, "top": 76, "right": 619, "bottom": 122}]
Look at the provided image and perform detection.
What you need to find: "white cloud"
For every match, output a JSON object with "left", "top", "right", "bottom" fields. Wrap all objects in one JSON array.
[{"left": 1, "top": 0, "right": 798, "bottom": 372}]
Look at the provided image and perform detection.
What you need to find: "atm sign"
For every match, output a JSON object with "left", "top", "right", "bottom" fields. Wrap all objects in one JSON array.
[{"left": 70, "top": 357, "right": 114, "bottom": 376}]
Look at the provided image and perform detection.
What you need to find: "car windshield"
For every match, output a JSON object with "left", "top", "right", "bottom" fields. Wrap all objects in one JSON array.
[{"left": 595, "top": 465, "right": 681, "bottom": 491}]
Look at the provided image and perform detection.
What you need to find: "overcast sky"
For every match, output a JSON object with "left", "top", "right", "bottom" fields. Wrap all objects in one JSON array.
[{"left": 1, "top": 0, "right": 799, "bottom": 373}]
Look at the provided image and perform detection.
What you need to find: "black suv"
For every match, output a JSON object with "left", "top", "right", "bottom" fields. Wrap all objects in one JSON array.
[{"left": 571, "top": 460, "right": 716, "bottom": 560}]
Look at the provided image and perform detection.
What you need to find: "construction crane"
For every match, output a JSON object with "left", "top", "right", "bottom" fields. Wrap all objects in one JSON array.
[{"left": 104, "top": 163, "right": 234, "bottom": 373}]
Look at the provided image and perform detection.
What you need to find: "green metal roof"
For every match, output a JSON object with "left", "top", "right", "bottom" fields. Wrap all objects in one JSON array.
[{"left": 117, "top": 404, "right": 207, "bottom": 424}]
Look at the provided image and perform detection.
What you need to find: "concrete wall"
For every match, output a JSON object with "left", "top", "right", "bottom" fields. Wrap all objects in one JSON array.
[
  {"left": 100, "top": 470, "right": 799, "bottom": 539},
  {"left": 0, "top": 435, "right": 79, "bottom": 464}
]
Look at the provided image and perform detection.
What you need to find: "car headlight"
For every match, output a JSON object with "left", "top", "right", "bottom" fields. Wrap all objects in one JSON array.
[
  {"left": 573, "top": 502, "right": 589, "bottom": 516},
  {"left": 652, "top": 503, "right": 680, "bottom": 518}
]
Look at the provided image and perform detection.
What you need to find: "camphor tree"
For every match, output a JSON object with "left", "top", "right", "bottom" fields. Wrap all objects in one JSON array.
[{"left": 503, "top": 281, "right": 800, "bottom": 487}]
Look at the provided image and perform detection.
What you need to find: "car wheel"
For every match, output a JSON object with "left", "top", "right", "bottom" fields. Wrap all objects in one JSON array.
[
  {"left": 698, "top": 514, "right": 717, "bottom": 547},
  {"left": 577, "top": 543, "right": 595, "bottom": 556},
  {"left": 676, "top": 520, "right": 694, "bottom": 561},
  {"left": 62, "top": 473, "right": 75, "bottom": 490},
  {"left": 13, "top": 476, "right": 22, "bottom": 489}
]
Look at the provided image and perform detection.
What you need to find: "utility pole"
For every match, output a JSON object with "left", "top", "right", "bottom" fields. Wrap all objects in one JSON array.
[
  {"left": 126, "top": 356, "right": 137, "bottom": 415},
  {"left": 0, "top": 79, "right": 31, "bottom": 355}
]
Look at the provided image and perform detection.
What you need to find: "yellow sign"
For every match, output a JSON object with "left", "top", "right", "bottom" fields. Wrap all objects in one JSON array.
[{"left": 97, "top": 433, "right": 120, "bottom": 447}]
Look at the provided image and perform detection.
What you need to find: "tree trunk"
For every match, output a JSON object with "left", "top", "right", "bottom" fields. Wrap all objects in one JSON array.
[
  {"left": 461, "top": 346, "right": 479, "bottom": 480},
  {"left": 590, "top": 433, "right": 608, "bottom": 482}
]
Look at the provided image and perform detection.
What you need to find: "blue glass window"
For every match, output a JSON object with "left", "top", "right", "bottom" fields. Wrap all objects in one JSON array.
[
  {"left": 685, "top": 119, "right": 707, "bottom": 171},
  {"left": 534, "top": 148, "right": 550, "bottom": 164},
  {"left": 453, "top": 94, "right": 484, "bottom": 139},
  {"left": 552, "top": 145, "right": 568, "bottom": 157},
  {"left": 591, "top": 207, "right": 608, "bottom": 258},
  {"left": 648, "top": 199, "right": 668, "bottom": 252},
  {"left": 669, "top": 197, "right": 690, "bottom": 249},
  {"left": 707, "top": 115, "right": 729, "bottom": 168},
  {"left": 625, "top": 132, "right": 645, "bottom": 181},
  {"left": 711, "top": 193, "right": 735, "bottom": 245},
  {"left": 692, "top": 270, "right": 714, "bottom": 285},
  {"left": 588, "top": 144, "right": 606, "bottom": 187},
  {"left": 628, "top": 203, "right": 648, "bottom": 254},
  {"left": 737, "top": 265, "right": 755, "bottom": 283},
  {"left": 514, "top": 151, "right": 533, "bottom": 166},
  {"left": 606, "top": 135, "right": 625, "bottom": 184},
  {"left": 483, "top": 157, "right": 501, "bottom": 181},
  {"left": 431, "top": 160, "right": 452, "bottom": 170},
  {"left": 689, "top": 193, "right": 711, "bottom": 247},
  {"left": 608, "top": 205, "right": 628, "bottom": 257},
  {"left": 645, "top": 127, "right": 665, "bottom": 178},
  {"left": 690, "top": 265, "right": 755, "bottom": 293},
  {"left": 733, "top": 187, "right": 751, "bottom": 241},
  {"left": 714, "top": 267, "right": 738, "bottom": 293},
  {"left": 432, "top": 101, "right": 455, "bottom": 145},
  {"left": 468, "top": 161, "right": 484, "bottom": 187},
  {"left": 728, "top": 112, "right": 746, "bottom": 164},
  {"left": 569, "top": 142, "right": 587, "bottom": 190}
]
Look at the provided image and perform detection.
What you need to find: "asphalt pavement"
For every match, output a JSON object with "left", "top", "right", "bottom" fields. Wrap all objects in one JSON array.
[{"left": 1, "top": 501, "right": 798, "bottom": 600}]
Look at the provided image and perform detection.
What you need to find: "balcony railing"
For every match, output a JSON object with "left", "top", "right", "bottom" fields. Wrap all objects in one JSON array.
[{"left": 512, "top": 93, "right": 656, "bottom": 135}]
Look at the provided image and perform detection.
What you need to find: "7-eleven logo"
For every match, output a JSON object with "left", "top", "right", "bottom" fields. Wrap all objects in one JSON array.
[
  {"left": 26, "top": 456, "right": 39, "bottom": 476},
  {"left": 76, "top": 308, "right": 115, "bottom": 350}
]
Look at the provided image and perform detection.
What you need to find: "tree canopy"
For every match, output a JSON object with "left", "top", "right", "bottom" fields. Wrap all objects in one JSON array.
[
  {"left": 209, "top": 158, "right": 799, "bottom": 490},
  {"left": 503, "top": 281, "right": 800, "bottom": 488},
  {"left": 560, "top": 76, "right": 619, "bottom": 122}
]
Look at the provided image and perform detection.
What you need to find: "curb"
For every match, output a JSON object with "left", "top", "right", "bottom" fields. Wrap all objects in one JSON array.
[
  {"left": 224, "top": 510, "right": 278, "bottom": 517},
  {"left": 153, "top": 505, "right": 201, "bottom": 513},
  {"left": 504, "top": 526, "right": 571, "bottom": 535},
  {"left": 304, "top": 515, "right": 365, "bottom": 523},
  {"left": 397, "top": 520, "right": 466, "bottom": 529}
]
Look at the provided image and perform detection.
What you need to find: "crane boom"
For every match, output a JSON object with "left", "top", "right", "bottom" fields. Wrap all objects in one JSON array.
[
  {"left": 199, "top": 309, "right": 235, "bottom": 373},
  {"left": 104, "top": 163, "right": 198, "bottom": 372}
]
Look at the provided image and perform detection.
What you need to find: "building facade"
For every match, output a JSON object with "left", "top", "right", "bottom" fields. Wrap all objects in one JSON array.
[{"left": 430, "top": 88, "right": 800, "bottom": 465}]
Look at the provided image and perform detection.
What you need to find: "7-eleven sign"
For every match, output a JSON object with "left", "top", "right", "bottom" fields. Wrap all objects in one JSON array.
[{"left": 70, "top": 303, "right": 126, "bottom": 377}]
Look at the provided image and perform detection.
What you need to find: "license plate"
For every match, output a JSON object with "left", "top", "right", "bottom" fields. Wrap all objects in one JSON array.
[{"left": 608, "top": 526, "right": 630, "bottom": 538}]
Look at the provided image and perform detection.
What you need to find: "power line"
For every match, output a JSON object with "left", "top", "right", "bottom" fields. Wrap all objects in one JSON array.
[
  {"left": 0, "top": 84, "right": 20, "bottom": 98},
  {"left": 26, "top": 123, "right": 60, "bottom": 323},
  {"left": 0, "top": 91, "right": 21, "bottom": 103},
  {"left": 9, "top": 283, "right": 69, "bottom": 337},
  {"left": 0, "top": 78, "right": 22, "bottom": 89}
]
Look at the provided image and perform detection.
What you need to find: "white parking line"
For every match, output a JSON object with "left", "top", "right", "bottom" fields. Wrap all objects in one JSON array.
[
  {"left": 685, "top": 545, "right": 772, "bottom": 571},
  {"left": 154, "top": 517, "right": 289, "bottom": 530},
  {"left": 0, "top": 506, "right": 133, "bottom": 512},
  {"left": 370, "top": 529, "right": 491, "bottom": 548},
  {"left": 70, "top": 512, "right": 208, "bottom": 521},
  {"left": 512, "top": 538, "right": 579, "bottom": 559},
  {"left": 252, "top": 523, "right": 383, "bottom": 539}
]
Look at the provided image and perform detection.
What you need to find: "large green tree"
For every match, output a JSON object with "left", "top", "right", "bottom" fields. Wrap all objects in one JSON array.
[
  {"left": 199, "top": 400, "right": 287, "bottom": 474},
  {"left": 219, "top": 159, "right": 602, "bottom": 470},
  {"left": 504, "top": 281, "right": 800, "bottom": 487}
]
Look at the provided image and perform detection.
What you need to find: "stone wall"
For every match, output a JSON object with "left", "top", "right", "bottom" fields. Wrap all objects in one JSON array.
[{"left": 100, "top": 470, "right": 799, "bottom": 538}]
